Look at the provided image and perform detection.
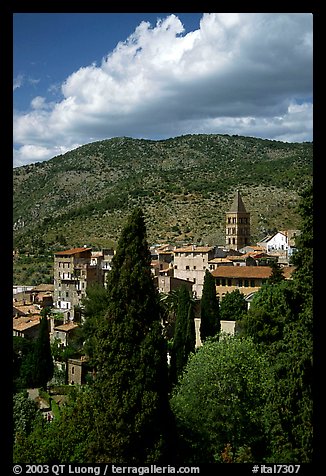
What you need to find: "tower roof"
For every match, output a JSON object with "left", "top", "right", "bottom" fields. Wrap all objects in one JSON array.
[{"left": 228, "top": 191, "right": 248, "bottom": 213}]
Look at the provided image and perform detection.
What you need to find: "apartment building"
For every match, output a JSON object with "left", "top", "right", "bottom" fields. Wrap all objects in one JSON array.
[
  {"left": 53, "top": 247, "right": 99, "bottom": 321},
  {"left": 173, "top": 245, "right": 217, "bottom": 298}
]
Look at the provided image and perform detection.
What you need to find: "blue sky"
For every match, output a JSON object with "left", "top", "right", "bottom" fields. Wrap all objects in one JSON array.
[{"left": 13, "top": 13, "right": 313, "bottom": 168}]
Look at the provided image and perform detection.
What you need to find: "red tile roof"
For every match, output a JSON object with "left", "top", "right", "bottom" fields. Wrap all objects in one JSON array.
[
  {"left": 13, "top": 315, "right": 40, "bottom": 331},
  {"left": 211, "top": 266, "right": 295, "bottom": 279},
  {"left": 54, "top": 322, "right": 79, "bottom": 332},
  {"left": 54, "top": 247, "right": 92, "bottom": 256}
]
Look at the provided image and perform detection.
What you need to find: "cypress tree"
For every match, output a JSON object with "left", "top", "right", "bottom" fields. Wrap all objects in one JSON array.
[
  {"left": 91, "top": 207, "right": 173, "bottom": 463},
  {"left": 32, "top": 309, "right": 54, "bottom": 389},
  {"left": 200, "top": 270, "right": 220, "bottom": 342},
  {"left": 170, "top": 285, "right": 195, "bottom": 384}
]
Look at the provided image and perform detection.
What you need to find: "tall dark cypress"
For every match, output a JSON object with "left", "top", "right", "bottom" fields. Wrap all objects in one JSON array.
[
  {"left": 92, "top": 207, "right": 173, "bottom": 463},
  {"left": 170, "top": 285, "right": 195, "bottom": 384},
  {"left": 200, "top": 270, "right": 220, "bottom": 342},
  {"left": 32, "top": 309, "right": 54, "bottom": 389}
]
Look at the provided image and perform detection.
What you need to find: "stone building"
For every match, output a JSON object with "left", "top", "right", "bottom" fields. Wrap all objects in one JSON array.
[
  {"left": 225, "top": 191, "right": 251, "bottom": 250},
  {"left": 53, "top": 247, "right": 99, "bottom": 321},
  {"left": 173, "top": 245, "right": 217, "bottom": 298}
]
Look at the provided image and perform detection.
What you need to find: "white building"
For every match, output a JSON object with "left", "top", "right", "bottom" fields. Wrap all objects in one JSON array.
[{"left": 257, "top": 230, "right": 300, "bottom": 259}]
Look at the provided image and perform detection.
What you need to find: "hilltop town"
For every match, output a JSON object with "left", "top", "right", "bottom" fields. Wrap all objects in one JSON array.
[{"left": 13, "top": 190, "right": 298, "bottom": 385}]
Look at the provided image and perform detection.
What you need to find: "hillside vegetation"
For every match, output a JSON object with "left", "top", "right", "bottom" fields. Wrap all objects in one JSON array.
[{"left": 13, "top": 134, "right": 312, "bottom": 276}]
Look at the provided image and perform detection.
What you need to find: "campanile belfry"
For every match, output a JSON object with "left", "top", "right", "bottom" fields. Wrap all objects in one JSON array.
[{"left": 225, "top": 191, "right": 250, "bottom": 250}]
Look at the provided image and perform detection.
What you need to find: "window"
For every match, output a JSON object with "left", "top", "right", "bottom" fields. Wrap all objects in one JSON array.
[
  {"left": 193, "top": 266, "right": 196, "bottom": 270},
  {"left": 186, "top": 265, "right": 190, "bottom": 270},
  {"left": 232, "top": 238, "right": 236, "bottom": 245},
  {"left": 216, "top": 278, "right": 220, "bottom": 286},
  {"left": 250, "top": 280, "right": 255, "bottom": 287},
  {"left": 228, "top": 217, "right": 231, "bottom": 224},
  {"left": 227, "top": 279, "right": 232, "bottom": 286},
  {"left": 66, "top": 291, "right": 69, "bottom": 298},
  {"left": 244, "top": 280, "right": 249, "bottom": 287},
  {"left": 72, "top": 366, "right": 74, "bottom": 375},
  {"left": 222, "top": 279, "right": 226, "bottom": 286}
]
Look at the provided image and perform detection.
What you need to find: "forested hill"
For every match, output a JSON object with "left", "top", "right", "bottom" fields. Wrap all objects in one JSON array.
[{"left": 13, "top": 134, "right": 313, "bottom": 252}]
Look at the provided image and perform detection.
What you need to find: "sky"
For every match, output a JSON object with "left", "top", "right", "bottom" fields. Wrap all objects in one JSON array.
[{"left": 13, "top": 12, "right": 313, "bottom": 168}]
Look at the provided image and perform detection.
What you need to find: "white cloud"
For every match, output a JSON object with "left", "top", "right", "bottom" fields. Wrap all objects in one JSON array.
[
  {"left": 13, "top": 74, "right": 24, "bottom": 91},
  {"left": 13, "top": 13, "right": 313, "bottom": 167}
]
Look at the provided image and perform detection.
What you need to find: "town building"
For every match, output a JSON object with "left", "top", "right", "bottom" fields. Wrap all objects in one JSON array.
[
  {"left": 211, "top": 265, "right": 294, "bottom": 300},
  {"left": 173, "top": 245, "right": 217, "bottom": 298},
  {"left": 53, "top": 247, "right": 99, "bottom": 321},
  {"left": 13, "top": 315, "right": 41, "bottom": 339},
  {"left": 257, "top": 230, "right": 300, "bottom": 263}
]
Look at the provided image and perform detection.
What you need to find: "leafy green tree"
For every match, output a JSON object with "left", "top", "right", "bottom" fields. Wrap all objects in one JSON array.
[
  {"left": 267, "top": 260, "right": 285, "bottom": 284},
  {"left": 241, "top": 185, "right": 313, "bottom": 462},
  {"left": 170, "top": 336, "right": 273, "bottom": 463},
  {"left": 170, "top": 285, "right": 195, "bottom": 384},
  {"left": 14, "top": 386, "right": 97, "bottom": 463},
  {"left": 13, "top": 391, "right": 41, "bottom": 436},
  {"left": 241, "top": 281, "right": 294, "bottom": 346},
  {"left": 200, "top": 270, "right": 220, "bottom": 342},
  {"left": 262, "top": 185, "right": 313, "bottom": 463},
  {"left": 219, "top": 288, "right": 247, "bottom": 322},
  {"left": 89, "top": 207, "right": 174, "bottom": 463}
]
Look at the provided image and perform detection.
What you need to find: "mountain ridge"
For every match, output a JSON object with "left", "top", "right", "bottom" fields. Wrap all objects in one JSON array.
[{"left": 13, "top": 133, "right": 313, "bottom": 253}]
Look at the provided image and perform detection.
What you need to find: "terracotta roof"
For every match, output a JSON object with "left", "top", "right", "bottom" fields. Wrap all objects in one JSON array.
[
  {"left": 227, "top": 255, "right": 248, "bottom": 261},
  {"left": 13, "top": 304, "right": 41, "bottom": 315},
  {"left": 13, "top": 315, "right": 40, "bottom": 332},
  {"left": 208, "top": 257, "right": 233, "bottom": 264},
  {"left": 211, "top": 266, "right": 295, "bottom": 280},
  {"left": 54, "top": 247, "right": 92, "bottom": 256},
  {"left": 54, "top": 322, "right": 79, "bottom": 332},
  {"left": 174, "top": 245, "right": 214, "bottom": 253}
]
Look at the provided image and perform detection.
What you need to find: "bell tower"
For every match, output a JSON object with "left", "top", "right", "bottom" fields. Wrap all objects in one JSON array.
[{"left": 226, "top": 191, "right": 250, "bottom": 250}]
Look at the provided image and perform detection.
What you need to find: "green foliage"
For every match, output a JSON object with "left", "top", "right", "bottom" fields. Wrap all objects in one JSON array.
[
  {"left": 267, "top": 260, "right": 285, "bottom": 285},
  {"left": 240, "top": 185, "right": 313, "bottom": 462},
  {"left": 200, "top": 270, "right": 220, "bottom": 342},
  {"left": 32, "top": 315, "right": 54, "bottom": 389},
  {"left": 13, "top": 391, "right": 41, "bottom": 436},
  {"left": 219, "top": 288, "right": 247, "bottom": 322},
  {"left": 170, "top": 285, "right": 196, "bottom": 384},
  {"left": 86, "top": 207, "right": 174, "bottom": 463},
  {"left": 240, "top": 281, "right": 296, "bottom": 345},
  {"left": 171, "top": 336, "right": 273, "bottom": 463},
  {"left": 13, "top": 337, "right": 35, "bottom": 390},
  {"left": 80, "top": 283, "right": 110, "bottom": 366},
  {"left": 291, "top": 184, "right": 313, "bottom": 294}
]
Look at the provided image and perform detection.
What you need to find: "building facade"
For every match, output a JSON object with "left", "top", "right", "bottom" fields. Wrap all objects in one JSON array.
[
  {"left": 53, "top": 247, "right": 99, "bottom": 321},
  {"left": 211, "top": 265, "right": 294, "bottom": 300},
  {"left": 173, "top": 245, "right": 217, "bottom": 298}
]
